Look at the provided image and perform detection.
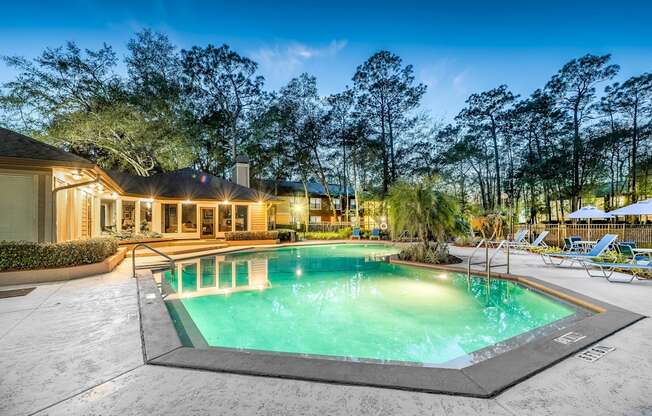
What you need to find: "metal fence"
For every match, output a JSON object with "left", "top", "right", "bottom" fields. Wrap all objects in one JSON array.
[{"left": 527, "top": 223, "right": 652, "bottom": 248}]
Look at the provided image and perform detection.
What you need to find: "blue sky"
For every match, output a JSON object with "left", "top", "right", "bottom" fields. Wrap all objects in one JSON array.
[{"left": 1, "top": 0, "right": 651, "bottom": 120}]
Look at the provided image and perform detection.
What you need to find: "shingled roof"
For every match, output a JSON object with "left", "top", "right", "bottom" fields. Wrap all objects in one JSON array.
[
  {"left": 106, "top": 168, "right": 275, "bottom": 202},
  {"left": 257, "top": 179, "right": 354, "bottom": 198},
  {"left": 0, "top": 128, "right": 94, "bottom": 167}
]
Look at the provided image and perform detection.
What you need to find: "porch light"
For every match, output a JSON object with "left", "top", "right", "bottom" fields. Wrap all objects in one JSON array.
[
  {"left": 182, "top": 199, "right": 192, "bottom": 204},
  {"left": 111, "top": 192, "right": 118, "bottom": 198},
  {"left": 71, "top": 171, "right": 82, "bottom": 180},
  {"left": 222, "top": 200, "right": 230, "bottom": 205}
]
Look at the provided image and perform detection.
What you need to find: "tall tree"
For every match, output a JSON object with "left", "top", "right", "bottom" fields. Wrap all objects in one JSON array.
[
  {"left": 456, "top": 85, "right": 516, "bottom": 208},
  {"left": 181, "top": 44, "right": 264, "bottom": 164},
  {"left": 353, "top": 51, "right": 426, "bottom": 194},
  {"left": 608, "top": 73, "right": 652, "bottom": 201},
  {"left": 546, "top": 54, "right": 619, "bottom": 209}
]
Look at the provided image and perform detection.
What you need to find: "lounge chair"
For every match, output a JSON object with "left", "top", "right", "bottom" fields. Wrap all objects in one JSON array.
[
  {"left": 580, "top": 258, "right": 652, "bottom": 282},
  {"left": 520, "top": 230, "right": 549, "bottom": 251},
  {"left": 351, "top": 227, "right": 361, "bottom": 240},
  {"left": 541, "top": 234, "right": 618, "bottom": 267},
  {"left": 370, "top": 228, "right": 381, "bottom": 240},
  {"left": 490, "top": 229, "right": 526, "bottom": 248}
]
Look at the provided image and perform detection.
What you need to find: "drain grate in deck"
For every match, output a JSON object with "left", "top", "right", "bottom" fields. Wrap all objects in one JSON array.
[
  {"left": 553, "top": 331, "right": 586, "bottom": 345},
  {"left": 0, "top": 287, "right": 35, "bottom": 299},
  {"left": 576, "top": 345, "right": 615, "bottom": 362}
]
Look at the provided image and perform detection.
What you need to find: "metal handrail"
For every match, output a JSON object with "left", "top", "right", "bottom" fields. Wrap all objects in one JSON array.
[
  {"left": 466, "top": 238, "right": 487, "bottom": 276},
  {"left": 466, "top": 238, "right": 511, "bottom": 280},
  {"left": 487, "top": 239, "right": 510, "bottom": 279},
  {"left": 132, "top": 243, "right": 174, "bottom": 278}
]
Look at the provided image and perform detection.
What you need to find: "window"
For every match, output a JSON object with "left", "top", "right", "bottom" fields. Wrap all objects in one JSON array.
[
  {"left": 310, "top": 216, "right": 321, "bottom": 224},
  {"left": 235, "top": 205, "right": 248, "bottom": 231},
  {"left": 140, "top": 201, "right": 153, "bottom": 232},
  {"left": 182, "top": 204, "right": 197, "bottom": 232},
  {"left": 162, "top": 203, "right": 178, "bottom": 233},
  {"left": 332, "top": 198, "right": 341, "bottom": 210},
  {"left": 121, "top": 201, "right": 136, "bottom": 232},
  {"left": 350, "top": 198, "right": 356, "bottom": 209},
  {"left": 218, "top": 204, "right": 233, "bottom": 232},
  {"left": 309, "top": 198, "right": 321, "bottom": 210}
]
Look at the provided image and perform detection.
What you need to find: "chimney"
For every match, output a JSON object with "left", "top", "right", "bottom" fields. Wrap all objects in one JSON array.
[{"left": 232, "top": 155, "right": 250, "bottom": 188}]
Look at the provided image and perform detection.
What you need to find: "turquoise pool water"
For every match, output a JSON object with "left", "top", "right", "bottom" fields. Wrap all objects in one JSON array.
[{"left": 162, "top": 243, "right": 576, "bottom": 366}]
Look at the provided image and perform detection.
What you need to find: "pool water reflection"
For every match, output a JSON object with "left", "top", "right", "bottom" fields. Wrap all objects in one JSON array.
[{"left": 160, "top": 243, "right": 578, "bottom": 367}]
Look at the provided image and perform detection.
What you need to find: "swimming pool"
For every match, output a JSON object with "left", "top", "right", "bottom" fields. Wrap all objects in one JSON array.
[{"left": 160, "top": 243, "right": 580, "bottom": 368}]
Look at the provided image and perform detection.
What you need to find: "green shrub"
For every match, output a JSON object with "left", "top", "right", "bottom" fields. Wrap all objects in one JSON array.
[
  {"left": 224, "top": 231, "right": 279, "bottom": 241},
  {"left": 276, "top": 229, "right": 296, "bottom": 242},
  {"left": 397, "top": 242, "right": 453, "bottom": 264},
  {"left": 0, "top": 237, "right": 119, "bottom": 272},
  {"left": 108, "top": 230, "right": 163, "bottom": 241},
  {"left": 304, "top": 228, "right": 352, "bottom": 240}
]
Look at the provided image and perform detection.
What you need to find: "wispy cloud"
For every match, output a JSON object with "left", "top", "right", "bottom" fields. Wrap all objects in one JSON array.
[{"left": 251, "top": 40, "right": 347, "bottom": 87}]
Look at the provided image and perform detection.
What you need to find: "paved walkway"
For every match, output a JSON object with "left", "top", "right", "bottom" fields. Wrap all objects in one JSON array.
[{"left": 1, "top": 246, "right": 651, "bottom": 415}]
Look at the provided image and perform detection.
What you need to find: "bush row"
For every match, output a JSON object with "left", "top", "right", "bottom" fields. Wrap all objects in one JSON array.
[
  {"left": 0, "top": 237, "right": 119, "bottom": 272},
  {"left": 224, "top": 231, "right": 280, "bottom": 241},
  {"left": 303, "top": 228, "right": 352, "bottom": 240}
]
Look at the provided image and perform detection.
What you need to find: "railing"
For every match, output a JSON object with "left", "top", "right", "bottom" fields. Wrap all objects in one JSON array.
[
  {"left": 528, "top": 223, "right": 652, "bottom": 248},
  {"left": 466, "top": 238, "right": 510, "bottom": 280},
  {"left": 132, "top": 243, "right": 174, "bottom": 278}
]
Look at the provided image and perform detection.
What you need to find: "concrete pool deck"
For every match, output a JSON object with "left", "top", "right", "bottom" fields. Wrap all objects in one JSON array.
[{"left": 1, "top": 244, "right": 651, "bottom": 415}]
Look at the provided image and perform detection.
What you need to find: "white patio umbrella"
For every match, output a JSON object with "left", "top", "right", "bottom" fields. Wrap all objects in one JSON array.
[
  {"left": 567, "top": 205, "right": 614, "bottom": 220},
  {"left": 566, "top": 205, "right": 613, "bottom": 240},
  {"left": 607, "top": 198, "right": 652, "bottom": 216}
]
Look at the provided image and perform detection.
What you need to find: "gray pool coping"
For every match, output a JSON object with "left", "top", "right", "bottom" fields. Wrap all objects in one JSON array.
[{"left": 135, "top": 259, "right": 645, "bottom": 398}]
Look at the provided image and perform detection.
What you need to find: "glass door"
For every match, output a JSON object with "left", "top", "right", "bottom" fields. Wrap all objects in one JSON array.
[{"left": 200, "top": 207, "right": 215, "bottom": 238}]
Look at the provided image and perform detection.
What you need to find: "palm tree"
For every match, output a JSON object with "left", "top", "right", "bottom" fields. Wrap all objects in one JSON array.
[{"left": 387, "top": 178, "right": 464, "bottom": 263}]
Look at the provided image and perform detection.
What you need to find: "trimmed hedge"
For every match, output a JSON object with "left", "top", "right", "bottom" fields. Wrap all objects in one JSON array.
[
  {"left": 304, "top": 228, "right": 352, "bottom": 240},
  {"left": 0, "top": 237, "right": 119, "bottom": 272},
  {"left": 224, "top": 231, "right": 279, "bottom": 241}
]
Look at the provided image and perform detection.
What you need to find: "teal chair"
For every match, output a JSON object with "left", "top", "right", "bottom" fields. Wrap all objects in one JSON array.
[
  {"left": 370, "top": 228, "right": 381, "bottom": 240},
  {"left": 351, "top": 227, "right": 361, "bottom": 239}
]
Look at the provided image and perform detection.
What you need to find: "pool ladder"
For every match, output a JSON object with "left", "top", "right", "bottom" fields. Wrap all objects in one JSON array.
[
  {"left": 466, "top": 238, "right": 510, "bottom": 280},
  {"left": 131, "top": 243, "right": 175, "bottom": 278}
]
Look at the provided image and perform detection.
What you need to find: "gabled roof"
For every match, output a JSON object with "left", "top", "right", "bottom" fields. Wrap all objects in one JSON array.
[
  {"left": 106, "top": 168, "right": 274, "bottom": 202},
  {"left": 258, "top": 179, "right": 354, "bottom": 198},
  {"left": 0, "top": 127, "right": 94, "bottom": 167}
]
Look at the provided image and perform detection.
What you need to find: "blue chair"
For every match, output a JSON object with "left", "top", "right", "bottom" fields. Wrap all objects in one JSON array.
[
  {"left": 370, "top": 228, "right": 381, "bottom": 240},
  {"left": 541, "top": 234, "right": 618, "bottom": 267},
  {"left": 351, "top": 227, "right": 361, "bottom": 240}
]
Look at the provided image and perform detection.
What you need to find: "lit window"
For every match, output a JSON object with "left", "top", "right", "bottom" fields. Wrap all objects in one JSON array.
[
  {"left": 140, "top": 202, "right": 152, "bottom": 232},
  {"left": 162, "top": 203, "right": 178, "bottom": 233},
  {"left": 235, "top": 205, "right": 248, "bottom": 231},
  {"left": 350, "top": 198, "right": 356, "bottom": 209},
  {"left": 182, "top": 204, "right": 197, "bottom": 232},
  {"left": 332, "top": 198, "right": 341, "bottom": 210},
  {"left": 121, "top": 201, "right": 136, "bottom": 232},
  {"left": 309, "top": 198, "right": 321, "bottom": 210},
  {"left": 310, "top": 216, "right": 321, "bottom": 223},
  {"left": 218, "top": 204, "right": 232, "bottom": 232}
]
